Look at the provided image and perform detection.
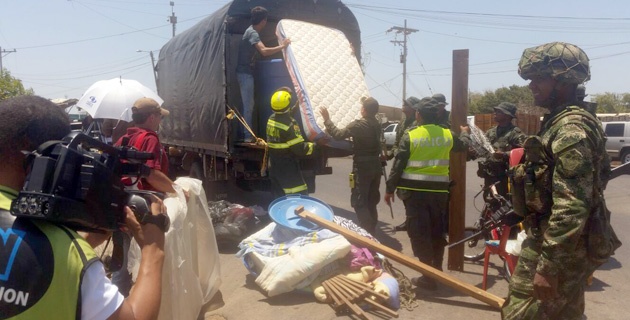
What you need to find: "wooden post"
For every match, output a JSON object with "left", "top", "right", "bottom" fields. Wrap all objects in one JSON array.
[
  {"left": 448, "top": 49, "right": 469, "bottom": 271},
  {"left": 296, "top": 207, "right": 505, "bottom": 310}
]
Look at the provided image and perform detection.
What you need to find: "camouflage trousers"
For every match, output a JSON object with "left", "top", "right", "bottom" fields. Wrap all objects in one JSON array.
[{"left": 502, "top": 236, "right": 590, "bottom": 320}]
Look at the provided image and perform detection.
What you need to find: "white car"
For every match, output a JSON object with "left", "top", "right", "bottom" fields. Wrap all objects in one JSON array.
[
  {"left": 384, "top": 123, "right": 398, "bottom": 148},
  {"left": 602, "top": 121, "right": 630, "bottom": 163}
]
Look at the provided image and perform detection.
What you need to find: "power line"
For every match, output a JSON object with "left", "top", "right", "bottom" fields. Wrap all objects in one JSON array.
[
  {"left": 347, "top": 3, "right": 630, "bottom": 22},
  {"left": 13, "top": 14, "right": 207, "bottom": 50}
]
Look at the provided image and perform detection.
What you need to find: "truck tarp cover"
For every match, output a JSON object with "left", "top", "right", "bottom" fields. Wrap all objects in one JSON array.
[{"left": 156, "top": 0, "right": 361, "bottom": 150}]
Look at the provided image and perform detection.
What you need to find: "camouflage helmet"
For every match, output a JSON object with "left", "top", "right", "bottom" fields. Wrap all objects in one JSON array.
[
  {"left": 431, "top": 93, "right": 448, "bottom": 106},
  {"left": 518, "top": 42, "right": 590, "bottom": 84}
]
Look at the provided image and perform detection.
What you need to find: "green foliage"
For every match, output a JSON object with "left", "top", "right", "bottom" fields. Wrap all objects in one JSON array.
[
  {"left": 0, "top": 69, "right": 33, "bottom": 102},
  {"left": 593, "top": 92, "right": 630, "bottom": 114},
  {"left": 469, "top": 85, "right": 533, "bottom": 115}
]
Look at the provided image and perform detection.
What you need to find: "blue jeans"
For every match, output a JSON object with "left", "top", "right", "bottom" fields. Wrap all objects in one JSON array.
[{"left": 237, "top": 72, "right": 254, "bottom": 141}]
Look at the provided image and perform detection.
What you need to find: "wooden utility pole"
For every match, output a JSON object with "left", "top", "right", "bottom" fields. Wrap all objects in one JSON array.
[
  {"left": 0, "top": 46, "right": 17, "bottom": 74},
  {"left": 448, "top": 49, "right": 469, "bottom": 271},
  {"left": 387, "top": 20, "right": 418, "bottom": 103}
]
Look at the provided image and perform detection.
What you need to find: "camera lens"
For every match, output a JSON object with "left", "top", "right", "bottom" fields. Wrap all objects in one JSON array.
[{"left": 27, "top": 197, "right": 40, "bottom": 215}]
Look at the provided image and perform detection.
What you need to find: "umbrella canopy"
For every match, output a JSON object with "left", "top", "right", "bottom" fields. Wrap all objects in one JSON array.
[{"left": 76, "top": 78, "right": 163, "bottom": 121}]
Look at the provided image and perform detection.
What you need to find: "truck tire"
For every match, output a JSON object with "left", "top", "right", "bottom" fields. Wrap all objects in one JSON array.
[{"left": 621, "top": 149, "right": 630, "bottom": 164}]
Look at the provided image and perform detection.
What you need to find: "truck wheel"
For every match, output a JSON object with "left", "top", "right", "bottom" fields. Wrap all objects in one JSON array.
[{"left": 621, "top": 150, "right": 630, "bottom": 164}]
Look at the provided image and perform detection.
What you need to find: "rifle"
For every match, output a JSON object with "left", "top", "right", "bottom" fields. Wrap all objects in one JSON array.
[
  {"left": 609, "top": 161, "right": 630, "bottom": 180},
  {"left": 381, "top": 162, "right": 394, "bottom": 219},
  {"left": 377, "top": 117, "right": 394, "bottom": 220},
  {"left": 447, "top": 194, "right": 518, "bottom": 249},
  {"left": 449, "top": 162, "right": 630, "bottom": 249}
]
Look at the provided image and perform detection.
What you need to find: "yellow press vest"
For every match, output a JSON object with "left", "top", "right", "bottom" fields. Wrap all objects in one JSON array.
[
  {"left": 398, "top": 124, "right": 453, "bottom": 193},
  {"left": 1, "top": 187, "right": 99, "bottom": 320}
]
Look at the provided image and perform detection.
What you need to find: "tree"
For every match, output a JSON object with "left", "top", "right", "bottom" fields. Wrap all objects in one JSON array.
[
  {"left": 469, "top": 85, "right": 534, "bottom": 115},
  {"left": 0, "top": 69, "right": 33, "bottom": 102},
  {"left": 593, "top": 92, "right": 630, "bottom": 114}
]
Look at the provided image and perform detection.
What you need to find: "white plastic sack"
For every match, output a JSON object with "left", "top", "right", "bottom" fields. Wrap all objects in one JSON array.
[
  {"left": 128, "top": 178, "right": 221, "bottom": 320},
  {"left": 254, "top": 235, "right": 351, "bottom": 297},
  {"left": 505, "top": 230, "right": 527, "bottom": 256}
]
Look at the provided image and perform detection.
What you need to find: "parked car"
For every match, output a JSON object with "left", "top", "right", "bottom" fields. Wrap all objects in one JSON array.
[
  {"left": 384, "top": 123, "right": 398, "bottom": 148},
  {"left": 602, "top": 121, "right": 630, "bottom": 163}
]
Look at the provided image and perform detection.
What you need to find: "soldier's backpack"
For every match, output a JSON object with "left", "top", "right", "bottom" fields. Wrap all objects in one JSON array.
[{"left": 548, "top": 106, "right": 622, "bottom": 269}]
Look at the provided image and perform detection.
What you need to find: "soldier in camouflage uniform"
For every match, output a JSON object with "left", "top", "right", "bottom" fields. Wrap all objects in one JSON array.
[
  {"left": 387, "top": 96, "right": 420, "bottom": 232},
  {"left": 502, "top": 42, "right": 611, "bottom": 320},
  {"left": 432, "top": 93, "right": 451, "bottom": 128},
  {"left": 477, "top": 102, "right": 527, "bottom": 198},
  {"left": 387, "top": 96, "right": 420, "bottom": 161}
]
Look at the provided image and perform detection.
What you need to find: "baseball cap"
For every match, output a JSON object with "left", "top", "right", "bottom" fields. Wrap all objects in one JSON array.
[
  {"left": 493, "top": 102, "right": 517, "bottom": 118},
  {"left": 132, "top": 97, "right": 169, "bottom": 116}
]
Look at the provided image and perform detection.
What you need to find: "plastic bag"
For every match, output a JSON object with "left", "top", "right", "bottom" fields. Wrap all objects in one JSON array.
[
  {"left": 505, "top": 230, "right": 526, "bottom": 256},
  {"left": 210, "top": 201, "right": 261, "bottom": 242}
]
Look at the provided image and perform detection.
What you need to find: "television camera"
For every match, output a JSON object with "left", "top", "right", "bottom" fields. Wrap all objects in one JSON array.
[{"left": 10, "top": 131, "right": 166, "bottom": 232}]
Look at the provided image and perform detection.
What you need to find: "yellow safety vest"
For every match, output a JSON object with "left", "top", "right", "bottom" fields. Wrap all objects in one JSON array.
[
  {"left": 398, "top": 125, "right": 453, "bottom": 193},
  {"left": 1, "top": 187, "right": 99, "bottom": 320}
]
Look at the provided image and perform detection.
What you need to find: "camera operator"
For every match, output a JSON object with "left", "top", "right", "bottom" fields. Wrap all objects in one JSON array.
[{"left": 0, "top": 95, "right": 165, "bottom": 319}]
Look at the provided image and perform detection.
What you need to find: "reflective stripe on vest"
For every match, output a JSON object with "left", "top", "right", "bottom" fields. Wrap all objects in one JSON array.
[
  {"left": 399, "top": 125, "right": 452, "bottom": 192},
  {"left": 283, "top": 183, "right": 308, "bottom": 194},
  {"left": 267, "top": 119, "right": 290, "bottom": 131},
  {"left": 267, "top": 136, "right": 305, "bottom": 149}
]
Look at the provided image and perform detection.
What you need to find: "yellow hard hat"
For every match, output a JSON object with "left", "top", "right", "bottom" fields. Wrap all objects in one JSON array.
[{"left": 270, "top": 90, "right": 292, "bottom": 112}]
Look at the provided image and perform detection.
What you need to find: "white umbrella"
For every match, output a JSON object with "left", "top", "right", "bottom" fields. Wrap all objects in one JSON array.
[{"left": 76, "top": 78, "right": 163, "bottom": 121}]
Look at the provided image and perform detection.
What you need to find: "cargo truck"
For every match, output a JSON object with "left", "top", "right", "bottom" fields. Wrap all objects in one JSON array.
[{"left": 156, "top": 0, "right": 363, "bottom": 200}]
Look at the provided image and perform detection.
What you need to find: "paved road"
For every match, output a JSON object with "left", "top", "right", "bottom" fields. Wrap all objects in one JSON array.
[{"left": 205, "top": 158, "right": 628, "bottom": 320}]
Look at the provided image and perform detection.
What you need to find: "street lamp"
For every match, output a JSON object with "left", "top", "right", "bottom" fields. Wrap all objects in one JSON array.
[{"left": 137, "top": 50, "right": 157, "bottom": 87}]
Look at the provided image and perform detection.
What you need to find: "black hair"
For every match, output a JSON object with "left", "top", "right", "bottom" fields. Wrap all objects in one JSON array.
[
  {"left": 0, "top": 95, "right": 70, "bottom": 156},
  {"left": 251, "top": 6, "right": 268, "bottom": 25},
  {"left": 131, "top": 111, "right": 152, "bottom": 124},
  {"left": 418, "top": 110, "right": 439, "bottom": 125},
  {"left": 362, "top": 97, "right": 379, "bottom": 117}
]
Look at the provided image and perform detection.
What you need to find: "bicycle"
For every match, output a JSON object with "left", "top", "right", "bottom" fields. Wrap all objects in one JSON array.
[
  {"left": 460, "top": 182, "right": 508, "bottom": 261},
  {"left": 453, "top": 182, "right": 519, "bottom": 281}
]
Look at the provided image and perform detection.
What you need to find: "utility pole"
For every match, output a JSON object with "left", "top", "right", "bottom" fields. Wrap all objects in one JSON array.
[
  {"left": 168, "top": 1, "right": 177, "bottom": 38},
  {"left": 387, "top": 20, "right": 418, "bottom": 103},
  {"left": 137, "top": 50, "right": 158, "bottom": 87},
  {"left": 0, "top": 46, "right": 17, "bottom": 75}
]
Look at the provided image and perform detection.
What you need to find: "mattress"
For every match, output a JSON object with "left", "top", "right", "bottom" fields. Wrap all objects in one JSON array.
[{"left": 276, "top": 19, "right": 370, "bottom": 149}]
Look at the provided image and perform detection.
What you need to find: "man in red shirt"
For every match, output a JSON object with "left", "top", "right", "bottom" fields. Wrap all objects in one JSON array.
[
  {"left": 113, "top": 97, "right": 175, "bottom": 296},
  {"left": 115, "top": 97, "right": 175, "bottom": 194}
]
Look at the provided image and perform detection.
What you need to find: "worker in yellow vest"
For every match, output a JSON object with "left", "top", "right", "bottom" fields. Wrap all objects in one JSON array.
[
  {"left": 266, "top": 88, "right": 315, "bottom": 197},
  {"left": 384, "top": 97, "right": 470, "bottom": 291}
]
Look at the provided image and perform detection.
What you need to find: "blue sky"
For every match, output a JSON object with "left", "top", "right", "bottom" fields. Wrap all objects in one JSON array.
[{"left": 1, "top": 0, "right": 629, "bottom": 109}]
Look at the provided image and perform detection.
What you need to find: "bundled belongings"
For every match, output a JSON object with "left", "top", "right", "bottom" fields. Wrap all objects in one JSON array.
[{"left": 236, "top": 195, "right": 400, "bottom": 315}]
